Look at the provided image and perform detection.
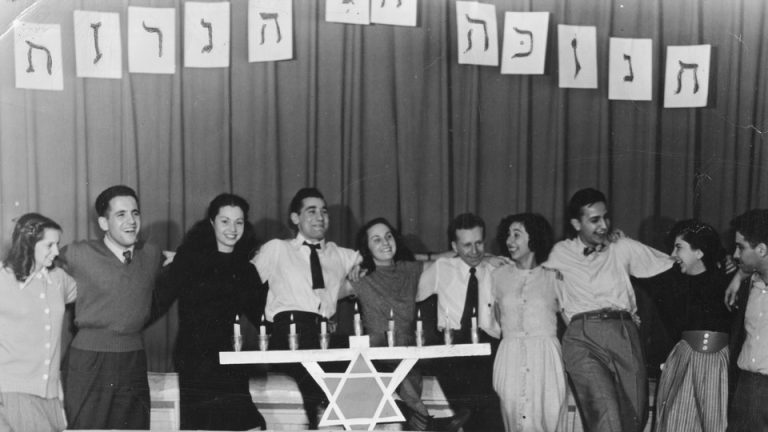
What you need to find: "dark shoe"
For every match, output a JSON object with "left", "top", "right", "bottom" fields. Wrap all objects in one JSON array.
[{"left": 431, "top": 408, "right": 471, "bottom": 432}]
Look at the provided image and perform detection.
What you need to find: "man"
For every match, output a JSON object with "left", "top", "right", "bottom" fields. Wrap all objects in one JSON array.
[
  {"left": 416, "top": 213, "right": 502, "bottom": 431},
  {"left": 725, "top": 209, "right": 768, "bottom": 431},
  {"left": 59, "top": 185, "right": 164, "bottom": 429},
  {"left": 253, "top": 187, "right": 360, "bottom": 428},
  {"left": 544, "top": 188, "right": 673, "bottom": 432}
]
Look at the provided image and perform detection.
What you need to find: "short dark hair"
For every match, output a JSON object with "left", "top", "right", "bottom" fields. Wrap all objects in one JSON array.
[
  {"left": 731, "top": 209, "right": 768, "bottom": 249},
  {"left": 496, "top": 213, "right": 554, "bottom": 265},
  {"left": 3, "top": 213, "right": 61, "bottom": 282},
  {"left": 288, "top": 187, "right": 325, "bottom": 216},
  {"left": 448, "top": 213, "right": 485, "bottom": 243},
  {"left": 667, "top": 219, "right": 726, "bottom": 273},
  {"left": 356, "top": 217, "right": 414, "bottom": 274},
  {"left": 95, "top": 185, "right": 139, "bottom": 217},
  {"left": 568, "top": 188, "right": 607, "bottom": 220}
]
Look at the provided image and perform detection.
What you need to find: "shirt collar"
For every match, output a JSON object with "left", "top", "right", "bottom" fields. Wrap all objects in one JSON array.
[
  {"left": 103, "top": 235, "right": 135, "bottom": 262},
  {"left": 19, "top": 267, "right": 51, "bottom": 290},
  {"left": 294, "top": 232, "right": 325, "bottom": 249}
]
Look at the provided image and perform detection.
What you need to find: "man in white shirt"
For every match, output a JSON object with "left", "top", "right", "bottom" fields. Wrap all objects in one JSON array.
[
  {"left": 726, "top": 209, "right": 768, "bottom": 431},
  {"left": 544, "top": 188, "right": 673, "bottom": 432},
  {"left": 417, "top": 213, "right": 502, "bottom": 432},
  {"left": 252, "top": 187, "right": 360, "bottom": 428}
]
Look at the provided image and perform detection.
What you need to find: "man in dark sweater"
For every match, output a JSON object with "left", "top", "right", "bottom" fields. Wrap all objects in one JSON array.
[{"left": 59, "top": 185, "right": 164, "bottom": 429}]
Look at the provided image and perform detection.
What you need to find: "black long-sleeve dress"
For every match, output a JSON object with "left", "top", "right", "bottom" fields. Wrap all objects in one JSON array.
[{"left": 166, "top": 246, "right": 267, "bottom": 430}]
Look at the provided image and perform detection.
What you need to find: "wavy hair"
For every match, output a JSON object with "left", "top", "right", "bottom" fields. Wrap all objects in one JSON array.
[
  {"left": 356, "top": 217, "right": 414, "bottom": 274},
  {"left": 178, "top": 193, "right": 256, "bottom": 259},
  {"left": 667, "top": 219, "right": 727, "bottom": 273},
  {"left": 496, "top": 213, "right": 554, "bottom": 265},
  {"left": 3, "top": 213, "right": 61, "bottom": 282}
]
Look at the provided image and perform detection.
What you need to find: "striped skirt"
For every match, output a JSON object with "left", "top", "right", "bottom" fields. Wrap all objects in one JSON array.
[{"left": 655, "top": 340, "right": 729, "bottom": 432}]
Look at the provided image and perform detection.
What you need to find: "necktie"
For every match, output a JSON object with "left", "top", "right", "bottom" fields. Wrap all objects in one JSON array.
[
  {"left": 123, "top": 249, "right": 132, "bottom": 265},
  {"left": 583, "top": 244, "right": 605, "bottom": 256},
  {"left": 460, "top": 267, "right": 478, "bottom": 331},
  {"left": 304, "top": 242, "right": 325, "bottom": 289}
]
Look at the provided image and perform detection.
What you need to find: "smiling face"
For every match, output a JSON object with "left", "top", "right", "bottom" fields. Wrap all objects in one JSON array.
[
  {"left": 98, "top": 195, "right": 141, "bottom": 248},
  {"left": 452, "top": 226, "right": 485, "bottom": 268},
  {"left": 291, "top": 197, "right": 328, "bottom": 241},
  {"left": 366, "top": 223, "right": 396, "bottom": 267},
  {"left": 34, "top": 228, "right": 61, "bottom": 272},
  {"left": 571, "top": 201, "right": 610, "bottom": 248},
  {"left": 211, "top": 205, "right": 245, "bottom": 253},
  {"left": 506, "top": 222, "right": 535, "bottom": 268},
  {"left": 733, "top": 231, "right": 765, "bottom": 274},
  {"left": 671, "top": 235, "right": 705, "bottom": 275}
]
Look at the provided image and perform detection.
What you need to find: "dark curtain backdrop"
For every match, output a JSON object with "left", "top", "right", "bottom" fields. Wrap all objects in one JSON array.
[{"left": 1, "top": 0, "right": 767, "bottom": 371}]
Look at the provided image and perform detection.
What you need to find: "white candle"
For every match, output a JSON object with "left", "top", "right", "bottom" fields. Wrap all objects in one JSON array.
[
  {"left": 388, "top": 309, "right": 395, "bottom": 332},
  {"left": 259, "top": 314, "right": 267, "bottom": 336},
  {"left": 234, "top": 315, "right": 241, "bottom": 337},
  {"left": 321, "top": 320, "right": 327, "bottom": 335},
  {"left": 353, "top": 302, "right": 362, "bottom": 336},
  {"left": 416, "top": 309, "right": 423, "bottom": 332},
  {"left": 471, "top": 307, "right": 478, "bottom": 329},
  {"left": 289, "top": 313, "right": 296, "bottom": 335}
]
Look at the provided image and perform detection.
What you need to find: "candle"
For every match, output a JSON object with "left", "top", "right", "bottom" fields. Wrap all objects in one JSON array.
[
  {"left": 321, "top": 320, "right": 327, "bottom": 335},
  {"left": 471, "top": 307, "right": 478, "bottom": 329},
  {"left": 289, "top": 313, "right": 296, "bottom": 335},
  {"left": 416, "top": 309, "right": 423, "bottom": 332},
  {"left": 259, "top": 314, "right": 266, "bottom": 336},
  {"left": 388, "top": 309, "right": 395, "bottom": 332},
  {"left": 233, "top": 315, "right": 241, "bottom": 337},
  {"left": 353, "top": 302, "right": 363, "bottom": 336}
]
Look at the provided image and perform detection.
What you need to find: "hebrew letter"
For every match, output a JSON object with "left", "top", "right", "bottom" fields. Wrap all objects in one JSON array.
[
  {"left": 259, "top": 12, "right": 282, "bottom": 45},
  {"left": 570, "top": 36, "right": 581, "bottom": 78},
  {"left": 91, "top": 22, "right": 103, "bottom": 64},
  {"left": 463, "top": 15, "right": 489, "bottom": 54},
  {"left": 675, "top": 60, "right": 700, "bottom": 94},
  {"left": 142, "top": 21, "right": 164, "bottom": 58},
  {"left": 200, "top": 18, "right": 213, "bottom": 53},
  {"left": 25, "top": 40, "right": 53, "bottom": 75},
  {"left": 622, "top": 53, "right": 634, "bottom": 82},
  {"left": 510, "top": 26, "right": 533, "bottom": 60}
]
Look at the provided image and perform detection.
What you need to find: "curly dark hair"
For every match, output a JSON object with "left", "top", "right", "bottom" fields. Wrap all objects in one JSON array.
[
  {"left": 447, "top": 213, "right": 485, "bottom": 244},
  {"left": 178, "top": 193, "right": 256, "bottom": 259},
  {"left": 731, "top": 209, "right": 768, "bottom": 249},
  {"left": 496, "top": 213, "right": 554, "bottom": 265},
  {"left": 356, "top": 217, "right": 414, "bottom": 274},
  {"left": 666, "top": 219, "right": 727, "bottom": 273},
  {"left": 4, "top": 213, "right": 61, "bottom": 282}
]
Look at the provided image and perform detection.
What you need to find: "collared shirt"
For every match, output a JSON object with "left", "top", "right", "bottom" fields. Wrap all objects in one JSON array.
[
  {"left": 416, "top": 257, "right": 501, "bottom": 337},
  {"left": 738, "top": 274, "right": 768, "bottom": 374},
  {"left": 253, "top": 233, "right": 360, "bottom": 320},
  {"left": 103, "top": 235, "right": 134, "bottom": 263},
  {"left": 0, "top": 265, "right": 77, "bottom": 398},
  {"left": 544, "top": 237, "right": 673, "bottom": 322}
]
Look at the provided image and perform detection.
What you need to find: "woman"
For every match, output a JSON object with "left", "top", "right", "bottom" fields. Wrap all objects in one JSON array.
[
  {"left": 0, "top": 213, "right": 76, "bottom": 432},
  {"left": 161, "top": 193, "right": 267, "bottom": 430},
  {"left": 340, "top": 217, "right": 433, "bottom": 430},
  {"left": 653, "top": 220, "right": 732, "bottom": 432},
  {"left": 491, "top": 213, "right": 567, "bottom": 432}
]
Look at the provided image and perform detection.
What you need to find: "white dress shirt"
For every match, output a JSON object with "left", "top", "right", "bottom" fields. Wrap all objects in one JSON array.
[{"left": 738, "top": 274, "right": 768, "bottom": 374}]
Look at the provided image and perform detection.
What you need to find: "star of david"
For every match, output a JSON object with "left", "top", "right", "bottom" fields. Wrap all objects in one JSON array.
[{"left": 302, "top": 352, "right": 417, "bottom": 430}]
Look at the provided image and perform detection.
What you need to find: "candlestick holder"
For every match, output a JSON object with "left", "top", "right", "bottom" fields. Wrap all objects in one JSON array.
[
  {"left": 415, "top": 329, "right": 424, "bottom": 347},
  {"left": 257, "top": 334, "right": 269, "bottom": 351},
  {"left": 288, "top": 333, "right": 299, "bottom": 351},
  {"left": 232, "top": 335, "right": 243, "bottom": 352},
  {"left": 443, "top": 327, "right": 453, "bottom": 345},
  {"left": 387, "top": 330, "right": 395, "bottom": 347},
  {"left": 319, "top": 332, "right": 330, "bottom": 350}
]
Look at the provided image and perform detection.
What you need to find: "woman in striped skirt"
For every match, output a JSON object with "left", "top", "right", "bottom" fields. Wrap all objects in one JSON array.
[{"left": 653, "top": 220, "right": 733, "bottom": 432}]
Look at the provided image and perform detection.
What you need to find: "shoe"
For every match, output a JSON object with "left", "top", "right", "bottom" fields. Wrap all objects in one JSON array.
[{"left": 431, "top": 407, "right": 471, "bottom": 432}]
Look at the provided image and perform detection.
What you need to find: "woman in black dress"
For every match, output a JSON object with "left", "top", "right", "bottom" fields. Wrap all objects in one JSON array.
[{"left": 165, "top": 193, "right": 267, "bottom": 430}]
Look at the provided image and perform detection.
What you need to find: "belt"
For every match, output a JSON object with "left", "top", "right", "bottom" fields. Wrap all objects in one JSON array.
[
  {"left": 681, "top": 330, "right": 728, "bottom": 353},
  {"left": 571, "top": 309, "right": 632, "bottom": 321}
]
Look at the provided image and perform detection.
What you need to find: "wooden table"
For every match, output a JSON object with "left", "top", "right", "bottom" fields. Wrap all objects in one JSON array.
[{"left": 220, "top": 343, "right": 490, "bottom": 430}]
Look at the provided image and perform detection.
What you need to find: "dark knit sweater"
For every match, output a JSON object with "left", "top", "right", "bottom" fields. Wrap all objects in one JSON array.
[{"left": 59, "top": 239, "right": 162, "bottom": 352}]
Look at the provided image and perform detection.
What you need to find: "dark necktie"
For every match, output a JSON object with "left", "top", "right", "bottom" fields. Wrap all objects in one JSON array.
[
  {"left": 123, "top": 250, "right": 132, "bottom": 265},
  {"left": 304, "top": 242, "right": 325, "bottom": 289},
  {"left": 460, "top": 267, "right": 478, "bottom": 331},
  {"left": 583, "top": 244, "right": 604, "bottom": 256}
]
